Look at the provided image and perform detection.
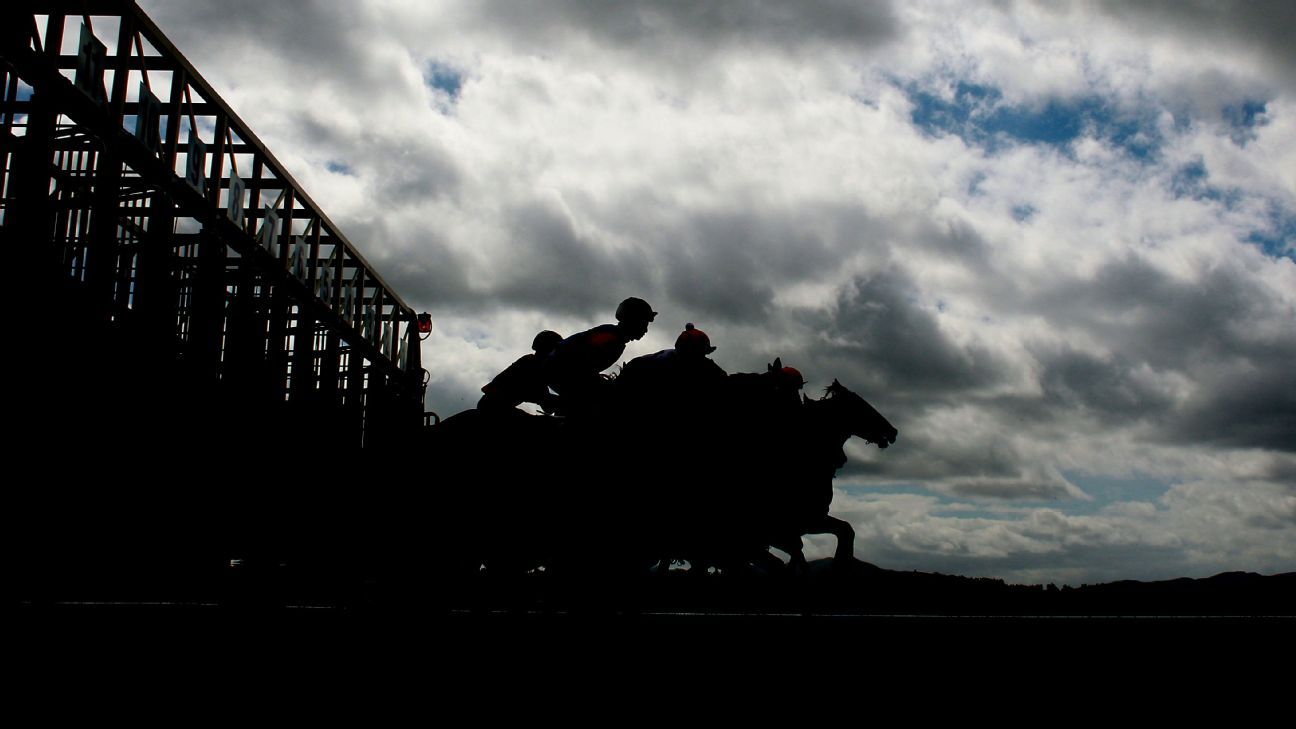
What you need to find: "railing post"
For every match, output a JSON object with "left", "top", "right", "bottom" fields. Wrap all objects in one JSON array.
[
  {"left": 188, "top": 226, "right": 226, "bottom": 381},
  {"left": 132, "top": 63, "right": 186, "bottom": 339},
  {"left": 83, "top": 13, "right": 134, "bottom": 319}
]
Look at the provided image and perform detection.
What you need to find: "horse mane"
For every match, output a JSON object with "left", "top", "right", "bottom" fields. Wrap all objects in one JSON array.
[{"left": 821, "top": 379, "right": 850, "bottom": 400}]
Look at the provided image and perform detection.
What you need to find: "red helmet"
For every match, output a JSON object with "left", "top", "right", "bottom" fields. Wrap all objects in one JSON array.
[
  {"left": 776, "top": 366, "right": 805, "bottom": 390},
  {"left": 675, "top": 323, "right": 716, "bottom": 356}
]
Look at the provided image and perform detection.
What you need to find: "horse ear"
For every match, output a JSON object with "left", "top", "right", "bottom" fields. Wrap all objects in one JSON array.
[
  {"left": 773, "top": 357, "right": 783, "bottom": 370},
  {"left": 832, "top": 378, "right": 841, "bottom": 388}
]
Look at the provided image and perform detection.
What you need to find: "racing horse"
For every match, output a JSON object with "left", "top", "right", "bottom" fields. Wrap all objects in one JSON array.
[
  {"left": 629, "top": 369, "right": 898, "bottom": 574},
  {"left": 763, "top": 379, "right": 897, "bottom": 570},
  {"left": 424, "top": 371, "right": 897, "bottom": 578}
]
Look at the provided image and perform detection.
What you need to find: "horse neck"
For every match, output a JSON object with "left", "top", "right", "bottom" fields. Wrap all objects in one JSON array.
[{"left": 803, "top": 399, "right": 853, "bottom": 450}]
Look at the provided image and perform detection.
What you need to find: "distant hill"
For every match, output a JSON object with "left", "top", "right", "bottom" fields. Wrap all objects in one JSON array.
[
  {"left": 611, "top": 561, "right": 1295, "bottom": 617},
  {"left": 14, "top": 556, "right": 1294, "bottom": 616}
]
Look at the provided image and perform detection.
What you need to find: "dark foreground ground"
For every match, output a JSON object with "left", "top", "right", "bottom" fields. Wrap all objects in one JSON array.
[
  {"left": 15, "top": 601, "right": 1293, "bottom": 698},
  {"left": 15, "top": 560, "right": 1291, "bottom": 650},
  {"left": 14, "top": 563, "right": 1293, "bottom": 700}
]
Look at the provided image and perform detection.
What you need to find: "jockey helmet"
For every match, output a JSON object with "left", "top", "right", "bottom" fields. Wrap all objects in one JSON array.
[
  {"left": 674, "top": 323, "right": 716, "bottom": 356},
  {"left": 531, "top": 329, "right": 563, "bottom": 354},
  {"left": 615, "top": 297, "right": 658, "bottom": 324},
  {"left": 777, "top": 366, "right": 806, "bottom": 390}
]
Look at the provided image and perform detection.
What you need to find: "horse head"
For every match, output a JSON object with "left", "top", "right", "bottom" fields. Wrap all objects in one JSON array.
[{"left": 810, "top": 379, "right": 898, "bottom": 449}]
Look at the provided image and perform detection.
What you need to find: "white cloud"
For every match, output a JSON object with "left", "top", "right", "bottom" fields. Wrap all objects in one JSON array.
[{"left": 818, "top": 471, "right": 1296, "bottom": 584}]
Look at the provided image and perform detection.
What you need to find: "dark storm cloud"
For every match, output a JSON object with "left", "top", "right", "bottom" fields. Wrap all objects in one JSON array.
[
  {"left": 356, "top": 196, "right": 656, "bottom": 319},
  {"left": 851, "top": 428, "right": 1032, "bottom": 480},
  {"left": 657, "top": 204, "right": 884, "bottom": 325},
  {"left": 345, "top": 218, "right": 477, "bottom": 306},
  {"left": 143, "top": 0, "right": 430, "bottom": 112},
  {"left": 1033, "top": 255, "right": 1289, "bottom": 366},
  {"left": 816, "top": 249, "right": 1294, "bottom": 491},
  {"left": 1093, "top": 0, "right": 1296, "bottom": 94},
  {"left": 287, "top": 111, "right": 465, "bottom": 203},
  {"left": 1171, "top": 365, "right": 1296, "bottom": 452},
  {"left": 811, "top": 268, "right": 1009, "bottom": 398},
  {"left": 834, "top": 407, "right": 1083, "bottom": 501},
  {"left": 1032, "top": 348, "right": 1175, "bottom": 423},
  {"left": 662, "top": 244, "right": 776, "bottom": 325},
  {"left": 370, "top": 143, "right": 463, "bottom": 205},
  {"left": 1259, "top": 455, "right": 1296, "bottom": 488},
  {"left": 1008, "top": 254, "right": 1296, "bottom": 450},
  {"left": 468, "top": 0, "right": 900, "bottom": 60},
  {"left": 781, "top": 265, "right": 1075, "bottom": 500},
  {"left": 491, "top": 199, "right": 654, "bottom": 316},
  {"left": 145, "top": 1, "right": 369, "bottom": 75},
  {"left": 915, "top": 216, "right": 997, "bottom": 276}
]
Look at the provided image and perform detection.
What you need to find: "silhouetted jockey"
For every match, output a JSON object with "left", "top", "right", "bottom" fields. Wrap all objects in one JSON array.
[
  {"left": 616, "top": 323, "right": 729, "bottom": 570},
  {"left": 617, "top": 323, "right": 728, "bottom": 411},
  {"left": 726, "top": 359, "right": 811, "bottom": 558},
  {"left": 544, "top": 297, "right": 657, "bottom": 417},
  {"left": 722, "top": 358, "right": 805, "bottom": 429},
  {"left": 478, "top": 330, "right": 563, "bottom": 414},
  {"left": 771, "top": 363, "right": 806, "bottom": 411}
]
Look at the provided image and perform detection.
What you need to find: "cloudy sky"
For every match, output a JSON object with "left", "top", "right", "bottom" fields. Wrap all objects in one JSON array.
[{"left": 135, "top": 0, "right": 1294, "bottom": 585}]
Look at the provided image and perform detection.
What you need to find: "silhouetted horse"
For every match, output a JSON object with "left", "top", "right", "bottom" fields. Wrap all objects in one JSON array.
[
  {"left": 768, "top": 379, "right": 897, "bottom": 569},
  {"left": 425, "top": 407, "right": 569, "bottom": 576},
  {"left": 645, "top": 369, "right": 897, "bottom": 573},
  {"left": 424, "top": 368, "right": 897, "bottom": 580}
]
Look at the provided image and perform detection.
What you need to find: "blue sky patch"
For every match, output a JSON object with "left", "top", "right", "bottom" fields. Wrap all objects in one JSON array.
[
  {"left": 1168, "top": 158, "right": 1244, "bottom": 208},
  {"left": 1063, "top": 472, "right": 1174, "bottom": 516},
  {"left": 906, "top": 80, "right": 999, "bottom": 140},
  {"left": 1223, "top": 99, "right": 1266, "bottom": 129},
  {"left": 424, "top": 60, "right": 463, "bottom": 102},
  {"left": 984, "top": 96, "right": 1092, "bottom": 147},
  {"left": 1222, "top": 100, "right": 1268, "bottom": 146},
  {"left": 1170, "top": 158, "right": 1208, "bottom": 198},
  {"left": 326, "top": 160, "right": 355, "bottom": 176},
  {"left": 841, "top": 473, "right": 1175, "bottom": 519},
  {"left": 1168, "top": 159, "right": 1291, "bottom": 258},
  {"left": 1223, "top": 100, "right": 1266, "bottom": 128},
  {"left": 1246, "top": 204, "right": 1296, "bottom": 259},
  {"left": 903, "top": 79, "right": 1161, "bottom": 160},
  {"left": 1011, "top": 203, "right": 1036, "bottom": 222}
]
